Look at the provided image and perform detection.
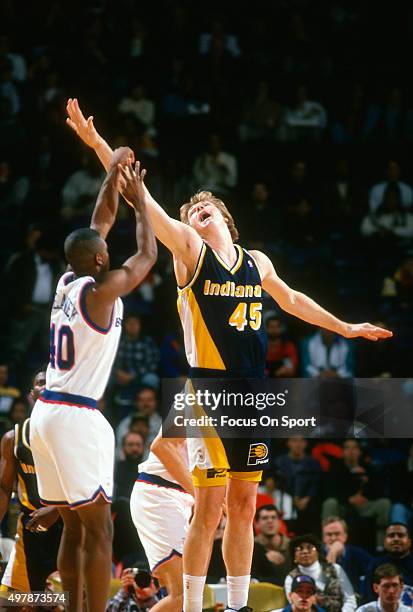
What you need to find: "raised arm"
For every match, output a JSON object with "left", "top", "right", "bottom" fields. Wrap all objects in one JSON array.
[
  {"left": 251, "top": 250, "right": 393, "bottom": 341},
  {"left": 93, "top": 159, "right": 157, "bottom": 303},
  {"left": 66, "top": 98, "right": 201, "bottom": 264},
  {"left": 0, "top": 431, "right": 17, "bottom": 522},
  {"left": 90, "top": 146, "right": 134, "bottom": 239}
]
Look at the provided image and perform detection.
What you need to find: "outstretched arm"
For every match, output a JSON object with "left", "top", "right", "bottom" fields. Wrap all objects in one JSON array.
[
  {"left": 90, "top": 146, "right": 134, "bottom": 239},
  {"left": 66, "top": 98, "right": 201, "bottom": 264},
  {"left": 92, "top": 159, "right": 157, "bottom": 302},
  {"left": 251, "top": 250, "right": 393, "bottom": 341}
]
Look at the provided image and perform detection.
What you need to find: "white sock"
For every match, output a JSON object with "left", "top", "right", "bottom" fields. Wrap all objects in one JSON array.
[
  {"left": 227, "top": 575, "right": 250, "bottom": 610},
  {"left": 183, "top": 574, "right": 206, "bottom": 612}
]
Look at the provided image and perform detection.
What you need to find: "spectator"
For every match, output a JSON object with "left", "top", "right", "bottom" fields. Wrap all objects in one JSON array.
[
  {"left": 192, "top": 133, "right": 238, "bottom": 196},
  {"left": 0, "top": 160, "right": 30, "bottom": 217},
  {"left": 106, "top": 567, "right": 159, "bottom": 611},
  {"left": 274, "top": 575, "right": 325, "bottom": 612},
  {"left": 128, "top": 414, "right": 151, "bottom": 458},
  {"left": 369, "top": 161, "right": 413, "bottom": 214},
  {"left": 0, "top": 35, "right": 27, "bottom": 82},
  {"left": 159, "top": 330, "right": 187, "bottom": 378},
  {"left": 253, "top": 504, "right": 291, "bottom": 584},
  {"left": 321, "top": 159, "right": 364, "bottom": 235},
  {"left": 322, "top": 517, "right": 372, "bottom": 595},
  {"left": 0, "top": 364, "right": 20, "bottom": 414},
  {"left": 322, "top": 440, "right": 391, "bottom": 549},
  {"left": 198, "top": 19, "right": 241, "bottom": 57},
  {"left": 276, "top": 437, "right": 321, "bottom": 534},
  {"left": 381, "top": 259, "right": 413, "bottom": 311},
  {"left": 0, "top": 59, "right": 20, "bottom": 115},
  {"left": 242, "top": 181, "right": 280, "bottom": 247},
  {"left": 4, "top": 233, "right": 63, "bottom": 372},
  {"left": 364, "top": 524, "right": 413, "bottom": 605},
  {"left": 116, "top": 387, "right": 161, "bottom": 451},
  {"left": 239, "top": 81, "right": 283, "bottom": 142},
  {"left": 357, "top": 563, "right": 411, "bottom": 612},
  {"left": 113, "top": 314, "right": 160, "bottom": 415},
  {"left": 361, "top": 184, "right": 413, "bottom": 245},
  {"left": 258, "top": 473, "right": 296, "bottom": 521},
  {"left": 60, "top": 152, "right": 104, "bottom": 224},
  {"left": 280, "top": 160, "right": 313, "bottom": 207},
  {"left": 284, "top": 85, "right": 327, "bottom": 142},
  {"left": 118, "top": 85, "right": 156, "bottom": 137},
  {"left": 114, "top": 432, "right": 145, "bottom": 501},
  {"left": 301, "top": 329, "right": 354, "bottom": 378},
  {"left": 390, "top": 443, "right": 413, "bottom": 527},
  {"left": 285, "top": 534, "right": 357, "bottom": 611},
  {"left": 265, "top": 315, "right": 298, "bottom": 378}
]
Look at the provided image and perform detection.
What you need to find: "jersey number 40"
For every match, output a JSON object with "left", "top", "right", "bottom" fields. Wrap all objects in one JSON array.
[{"left": 50, "top": 324, "right": 75, "bottom": 370}]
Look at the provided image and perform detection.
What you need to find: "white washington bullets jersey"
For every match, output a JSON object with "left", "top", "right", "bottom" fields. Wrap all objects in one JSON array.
[{"left": 46, "top": 271, "right": 123, "bottom": 400}]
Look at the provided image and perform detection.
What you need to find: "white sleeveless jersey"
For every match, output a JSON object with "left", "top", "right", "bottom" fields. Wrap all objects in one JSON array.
[
  {"left": 138, "top": 438, "right": 188, "bottom": 484},
  {"left": 46, "top": 271, "right": 123, "bottom": 400}
]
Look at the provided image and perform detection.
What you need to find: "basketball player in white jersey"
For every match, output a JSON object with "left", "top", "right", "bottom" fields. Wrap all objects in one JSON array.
[
  {"left": 131, "top": 434, "right": 194, "bottom": 611},
  {"left": 66, "top": 99, "right": 392, "bottom": 612},
  {"left": 30, "top": 146, "right": 157, "bottom": 612}
]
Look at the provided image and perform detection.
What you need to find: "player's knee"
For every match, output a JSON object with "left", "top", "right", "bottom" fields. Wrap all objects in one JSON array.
[
  {"left": 228, "top": 494, "right": 256, "bottom": 524},
  {"left": 193, "top": 504, "right": 222, "bottom": 532}
]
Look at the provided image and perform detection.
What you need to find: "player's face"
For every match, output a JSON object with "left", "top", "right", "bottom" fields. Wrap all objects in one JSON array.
[
  {"left": 187, "top": 202, "right": 226, "bottom": 237},
  {"left": 31, "top": 371, "right": 46, "bottom": 401},
  {"left": 289, "top": 586, "right": 316, "bottom": 610}
]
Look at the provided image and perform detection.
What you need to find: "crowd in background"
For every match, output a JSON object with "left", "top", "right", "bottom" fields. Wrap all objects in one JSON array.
[{"left": 1, "top": 0, "right": 413, "bottom": 608}]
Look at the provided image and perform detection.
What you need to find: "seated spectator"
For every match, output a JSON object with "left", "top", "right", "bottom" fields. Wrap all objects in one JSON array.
[
  {"left": 198, "top": 19, "right": 241, "bottom": 57},
  {"left": 192, "top": 132, "right": 238, "bottom": 196},
  {"left": 118, "top": 84, "right": 156, "bottom": 137},
  {"left": 0, "top": 34, "right": 27, "bottom": 82},
  {"left": 280, "top": 160, "right": 314, "bottom": 207},
  {"left": 285, "top": 534, "right": 357, "bottom": 611},
  {"left": 330, "top": 83, "right": 369, "bottom": 144},
  {"left": 241, "top": 181, "right": 280, "bottom": 247},
  {"left": 322, "top": 517, "right": 372, "bottom": 596},
  {"left": 321, "top": 159, "right": 364, "bottom": 235},
  {"left": 114, "top": 432, "right": 145, "bottom": 501},
  {"left": 239, "top": 81, "right": 283, "bottom": 142},
  {"left": 283, "top": 85, "right": 327, "bottom": 142},
  {"left": 128, "top": 414, "right": 150, "bottom": 458},
  {"left": 364, "top": 524, "right": 413, "bottom": 605},
  {"left": 283, "top": 196, "right": 322, "bottom": 250},
  {"left": 390, "top": 443, "right": 413, "bottom": 527},
  {"left": 274, "top": 575, "right": 326, "bottom": 612},
  {"left": 301, "top": 329, "right": 354, "bottom": 378},
  {"left": 60, "top": 152, "right": 104, "bottom": 224},
  {"left": 116, "top": 387, "right": 161, "bottom": 450},
  {"left": 276, "top": 437, "right": 321, "bottom": 534},
  {"left": 106, "top": 566, "right": 159, "bottom": 611},
  {"left": 113, "top": 314, "right": 160, "bottom": 416},
  {"left": 258, "top": 473, "right": 295, "bottom": 521},
  {"left": 253, "top": 504, "right": 291, "bottom": 585},
  {"left": 0, "top": 363, "right": 20, "bottom": 414},
  {"left": 159, "top": 330, "right": 187, "bottom": 378},
  {"left": 265, "top": 315, "right": 298, "bottom": 378},
  {"left": 361, "top": 184, "right": 413, "bottom": 247},
  {"left": 322, "top": 440, "right": 391, "bottom": 549},
  {"left": 357, "top": 563, "right": 411, "bottom": 611},
  {"left": 381, "top": 259, "right": 413, "bottom": 312},
  {"left": 369, "top": 161, "right": 413, "bottom": 214},
  {"left": 364, "top": 87, "right": 413, "bottom": 144}
]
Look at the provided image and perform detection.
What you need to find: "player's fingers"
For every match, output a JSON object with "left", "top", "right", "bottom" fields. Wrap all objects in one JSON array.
[
  {"left": 135, "top": 160, "right": 140, "bottom": 176},
  {"left": 141, "top": 168, "right": 147, "bottom": 181},
  {"left": 66, "top": 118, "right": 78, "bottom": 132},
  {"left": 87, "top": 116, "right": 94, "bottom": 127}
]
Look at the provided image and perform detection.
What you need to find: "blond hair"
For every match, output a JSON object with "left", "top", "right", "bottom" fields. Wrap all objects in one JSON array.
[{"left": 180, "top": 191, "right": 239, "bottom": 242}]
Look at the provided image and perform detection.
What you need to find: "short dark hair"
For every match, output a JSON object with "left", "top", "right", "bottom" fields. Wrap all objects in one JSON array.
[
  {"left": 385, "top": 523, "right": 410, "bottom": 536},
  {"left": 373, "top": 563, "right": 403, "bottom": 585},
  {"left": 122, "top": 431, "right": 144, "bottom": 447},
  {"left": 255, "top": 504, "right": 279, "bottom": 522},
  {"left": 64, "top": 228, "right": 102, "bottom": 273}
]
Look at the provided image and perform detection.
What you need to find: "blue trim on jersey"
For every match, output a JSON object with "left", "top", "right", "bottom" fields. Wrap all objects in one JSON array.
[
  {"left": 40, "top": 389, "right": 97, "bottom": 409},
  {"left": 69, "top": 486, "right": 112, "bottom": 508},
  {"left": 137, "top": 472, "right": 187, "bottom": 493},
  {"left": 151, "top": 549, "right": 182, "bottom": 572},
  {"left": 79, "top": 280, "right": 114, "bottom": 334}
]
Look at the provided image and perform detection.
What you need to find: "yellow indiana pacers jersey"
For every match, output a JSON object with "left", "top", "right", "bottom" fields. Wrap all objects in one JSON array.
[
  {"left": 14, "top": 419, "right": 41, "bottom": 513},
  {"left": 177, "top": 242, "right": 267, "bottom": 377}
]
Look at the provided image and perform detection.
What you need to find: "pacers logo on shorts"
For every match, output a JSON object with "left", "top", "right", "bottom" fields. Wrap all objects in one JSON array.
[{"left": 247, "top": 443, "right": 269, "bottom": 466}]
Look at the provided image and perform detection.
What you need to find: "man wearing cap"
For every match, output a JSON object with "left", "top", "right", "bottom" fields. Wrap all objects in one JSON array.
[{"left": 272, "top": 575, "right": 326, "bottom": 612}]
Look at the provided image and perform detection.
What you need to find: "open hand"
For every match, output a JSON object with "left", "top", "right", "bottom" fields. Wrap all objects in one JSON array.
[
  {"left": 117, "top": 160, "right": 147, "bottom": 210},
  {"left": 345, "top": 323, "right": 393, "bottom": 341},
  {"left": 66, "top": 98, "right": 100, "bottom": 148}
]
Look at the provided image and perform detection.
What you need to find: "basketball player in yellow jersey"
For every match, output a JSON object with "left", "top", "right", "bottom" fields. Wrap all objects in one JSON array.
[{"left": 66, "top": 98, "right": 392, "bottom": 612}]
